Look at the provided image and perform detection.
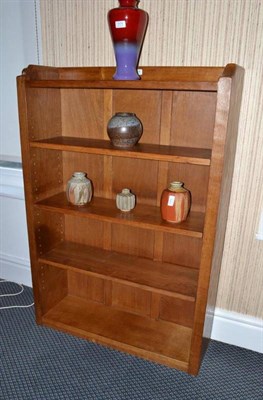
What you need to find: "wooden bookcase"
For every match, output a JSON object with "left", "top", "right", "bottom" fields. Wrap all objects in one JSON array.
[{"left": 17, "top": 64, "right": 244, "bottom": 375}]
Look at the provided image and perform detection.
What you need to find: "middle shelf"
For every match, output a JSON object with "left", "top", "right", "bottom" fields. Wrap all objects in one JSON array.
[
  {"left": 35, "top": 192, "right": 205, "bottom": 237},
  {"left": 30, "top": 136, "right": 212, "bottom": 166},
  {"left": 39, "top": 241, "right": 198, "bottom": 301}
]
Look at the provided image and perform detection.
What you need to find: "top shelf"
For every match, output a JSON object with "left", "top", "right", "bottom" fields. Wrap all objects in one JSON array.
[
  {"left": 30, "top": 137, "right": 211, "bottom": 166},
  {"left": 27, "top": 79, "right": 218, "bottom": 91},
  {"left": 21, "top": 65, "right": 232, "bottom": 91}
]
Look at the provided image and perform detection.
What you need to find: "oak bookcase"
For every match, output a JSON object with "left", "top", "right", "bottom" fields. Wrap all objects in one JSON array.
[{"left": 17, "top": 64, "right": 244, "bottom": 375}]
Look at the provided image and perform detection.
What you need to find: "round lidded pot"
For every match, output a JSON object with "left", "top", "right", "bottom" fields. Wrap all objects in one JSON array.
[
  {"left": 107, "top": 112, "right": 143, "bottom": 148},
  {"left": 66, "top": 172, "right": 92, "bottom": 206},
  {"left": 116, "top": 188, "right": 136, "bottom": 212},
  {"left": 160, "top": 181, "right": 191, "bottom": 223}
]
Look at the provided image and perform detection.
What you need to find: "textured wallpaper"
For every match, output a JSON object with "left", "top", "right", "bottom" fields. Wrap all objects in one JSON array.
[{"left": 40, "top": 0, "right": 263, "bottom": 318}]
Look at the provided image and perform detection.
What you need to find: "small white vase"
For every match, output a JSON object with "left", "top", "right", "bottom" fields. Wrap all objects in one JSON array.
[
  {"left": 116, "top": 188, "right": 136, "bottom": 212},
  {"left": 66, "top": 172, "right": 92, "bottom": 206}
]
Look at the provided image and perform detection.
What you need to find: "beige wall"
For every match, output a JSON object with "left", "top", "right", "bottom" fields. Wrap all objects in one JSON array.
[{"left": 40, "top": 0, "right": 263, "bottom": 318}]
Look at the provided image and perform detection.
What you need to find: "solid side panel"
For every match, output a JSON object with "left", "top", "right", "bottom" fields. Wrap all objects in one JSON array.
[
  {"left": 204, "top": 67, "right": 245, "bottom": 341},
  {"left": 188, "top": 66, "right": 244, "bottom": 375},
  {"left": 17, "top": 77, "right": 49, "bottom": 322}
]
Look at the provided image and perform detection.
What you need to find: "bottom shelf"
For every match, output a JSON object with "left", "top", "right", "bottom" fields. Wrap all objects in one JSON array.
[{"left": 42, "top": 295, "right": 192, "bottom": 371}]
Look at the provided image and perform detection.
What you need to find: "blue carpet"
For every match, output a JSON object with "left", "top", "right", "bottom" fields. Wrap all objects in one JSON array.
[{"left": 1, "top": 281, "right": 262, "bottom": 399}]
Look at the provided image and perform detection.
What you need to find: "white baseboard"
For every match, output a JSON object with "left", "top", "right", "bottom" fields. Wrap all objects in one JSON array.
[
  {"left": 0, "top": 252, "right": 32, "bottom": 287},
  {"left": 0, "top": 166, "right": 24, "bottom": 200},
  {"left": 211, "top": 308, "right": 263, "bottom": 353},
  {"left": 0, "top": 165, "right": 30, "bottom": 286}
]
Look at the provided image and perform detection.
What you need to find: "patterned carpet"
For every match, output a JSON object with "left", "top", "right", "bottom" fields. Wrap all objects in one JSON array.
[{"left": 1, "top": 281, "right": 262, "bottom": 400}]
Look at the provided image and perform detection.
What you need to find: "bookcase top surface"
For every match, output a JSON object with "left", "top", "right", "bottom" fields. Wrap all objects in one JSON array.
[
  {"left": 21, "top": 64, "right": 226, "bottom": 80},
  {"left": 18, "top": 64, "right": 240, "bottom": 91}
]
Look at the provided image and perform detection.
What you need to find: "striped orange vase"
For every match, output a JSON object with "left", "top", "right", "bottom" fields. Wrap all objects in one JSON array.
[{"left": 160, "top": 181, "right": 191, "bottom": 223}]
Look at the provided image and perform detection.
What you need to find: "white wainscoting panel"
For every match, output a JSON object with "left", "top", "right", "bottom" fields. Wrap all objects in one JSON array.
[{"left": 0, "top": 167, "right": 31, "bottom": 286}]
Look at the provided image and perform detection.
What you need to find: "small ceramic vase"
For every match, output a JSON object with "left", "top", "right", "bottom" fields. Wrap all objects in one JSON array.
[
  {"left": 66, "top": 172, "right": 92, "bottom": 206},
  {"left": 107, "top": 112, "right": 143, "bottom": 148},
  {"left": 160, "top": 181, "right": 191, "bottom": 223},
  {"left": 116, "top": 188, "right": 136, "bottom": 211}
]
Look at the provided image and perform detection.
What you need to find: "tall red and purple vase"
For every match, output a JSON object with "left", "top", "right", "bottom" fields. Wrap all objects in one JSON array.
[{"left": 108, "top": 0, "right": 148, "bottom": 80}]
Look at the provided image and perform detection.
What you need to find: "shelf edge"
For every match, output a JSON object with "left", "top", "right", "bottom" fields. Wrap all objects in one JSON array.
[
  {"left": 42, "top": 295, "right": 191, "bottom": 371},
  {"left": 38, "top": 257, "right": 196, "bottom": 302},
  {"left": 42, "top": 316, "right": 189, "bottom": 371},
  {"left": 34, "top": 202, "right": 203, "bottom": 238},
  {"left": 29, "top": 141, "right": 211, "bottom": 166}
]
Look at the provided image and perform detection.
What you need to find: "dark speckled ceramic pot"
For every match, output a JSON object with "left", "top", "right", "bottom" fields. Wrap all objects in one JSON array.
[{"left": 107, "top": 112, "right": 143, "bottom": 148}]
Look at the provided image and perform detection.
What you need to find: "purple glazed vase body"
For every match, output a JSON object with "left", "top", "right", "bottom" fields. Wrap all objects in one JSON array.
[{"left": 107, "top": 0, "right": 148, "bottom": 80}]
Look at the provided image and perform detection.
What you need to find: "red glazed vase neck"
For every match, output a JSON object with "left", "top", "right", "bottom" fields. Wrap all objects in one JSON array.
[{"left": 119, "top": 0, "right": 138, "bottom": 7}]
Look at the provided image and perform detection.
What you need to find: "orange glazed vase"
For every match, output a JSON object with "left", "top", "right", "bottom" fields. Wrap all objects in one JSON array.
[{"left": 161, "top": 181, "right": 191, "bottom": 223}]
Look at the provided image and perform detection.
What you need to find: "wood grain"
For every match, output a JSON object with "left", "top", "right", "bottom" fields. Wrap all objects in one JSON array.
[
  {"left": 162, "top": 233, "right": 202, "bottom": 269},
  {"left": 17, "top": 76, "right": 46, "bottom": 322},
  {"left": 24, "top": 65, "right": 223, "bottom": 83},
  {"left": 167, "top": 163, "right": 210, "bottom": 213},
  {"left": 170, "top": 91, "right": 216, "bottom": 149},
  {"left": 61, "top": 89, "right": 104, "bottom": 139},
  {"left": 64, "top": 215, "right": 104, "bottom": 248},
  {"left": 42, "top": 295, "right": 192, "bottom": 370},
  {"left": 111, "top": 225, "right": 154, "bottom": 259},
  {"left": 27, "top": 79, "right": 218, "bottom": 91},
  {"left": 112, "top": 90, "right": 162, "bottom": 145},
  {"left": 188, "top": 65, "right": 244, "bottom": 375},
  {"left": 159, "top": 296, "right": 195, "bottom": 328},
  {"left": 111, "top": 283, "right": 152, "bottom": 317},
  {"left": 26, "top": 87, "right": 62, "bottom": 141},
  {"left": 68, "top": 271, "right": 105, "bottom": 304},
  {"left": 35, "top": 192, "right": 205, "bottom": 238},
  {"left": 30, "top": 137, "right": 212, "bottom": 165},
  {"left": 39, "top": 240, "right": 198, "bottom": 300},
  {"left": 39, "top": 264, "right": 68, "bottom": 315}
]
